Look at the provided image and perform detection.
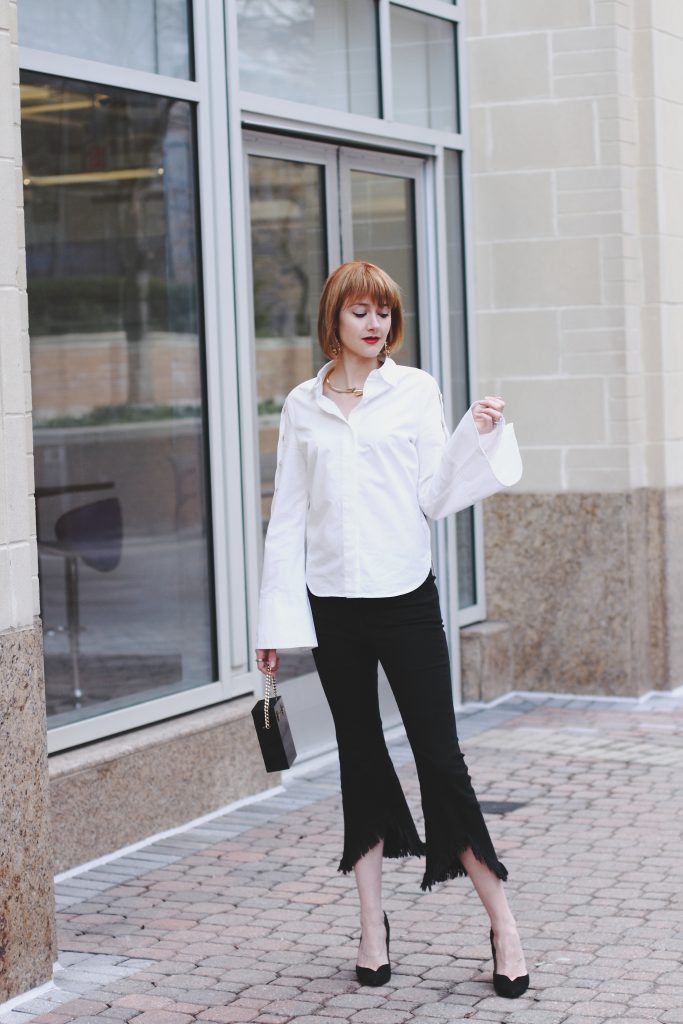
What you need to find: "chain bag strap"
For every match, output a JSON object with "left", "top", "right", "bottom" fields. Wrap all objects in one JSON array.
[
  {"left": 263, "top": 670, "right": 277, "bottom": 730},
  {"left": 251, "top": 667, "right": 297, "bottom": 772}
]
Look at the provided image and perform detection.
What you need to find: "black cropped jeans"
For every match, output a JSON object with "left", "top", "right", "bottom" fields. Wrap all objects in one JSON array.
[{"left": 307, "top": 570, "right": 508, "bottom": 891}]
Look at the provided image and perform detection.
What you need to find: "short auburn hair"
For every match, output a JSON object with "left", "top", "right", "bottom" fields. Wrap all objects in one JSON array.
[{"left": 317, "top": 260, "right": 405, "bottom": 359}]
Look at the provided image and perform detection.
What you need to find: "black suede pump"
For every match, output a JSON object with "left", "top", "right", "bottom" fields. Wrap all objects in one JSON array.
[
  {"left": 489, "top": 928, "right": 530, "bottom": 998},
  {"left": 356, "top": 912, "right": 390, "bottom": 987}
]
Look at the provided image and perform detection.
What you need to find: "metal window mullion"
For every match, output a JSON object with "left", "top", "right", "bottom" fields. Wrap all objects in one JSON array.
[
  {"left": 240, "top": 92, "right": 464, "bottom": 152},
  {"left": 18, "top": 45, "right": 200, "bottom": 100},
  {"left": 431, "top": 150, "right": 462, "bottom": 701},
  {"left": 454, "top": 0, "right": 487, "bottom": 625},
  {"left": 431, "top": 146, "right": 462, "bottom": 701},
  {"left": 389, "top": 0, "right": 460, "bottom": 22},
  {"left": 223, "top": 0, "right": 265, "bottom": 694},
  {"left": 46, "top": 681, "right": 225, "bottom": 754},
  {"left": 377, "top": 0, "right": 393, "bottom": 122},
  {"left": 242, "top": 130, "right": 337, "bottom": 167},
  {"left": 193, "top": 0, "right": 250, "bottom": 692},
  {"left": 459, "top": 598, "right": 486, "bottom": 629},
  {"left": 336, "top": 147, "right": 351, "bottom": 262},
  {"left": 324, "top": 150, "right": 342, "bottom": 270},
  {"left": 337, "top": 146, "right": 425, "bottom": 175}
]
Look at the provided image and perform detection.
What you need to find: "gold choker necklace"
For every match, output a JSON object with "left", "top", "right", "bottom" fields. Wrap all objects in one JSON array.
[{"left": 324, "top": 370, "right": 364, "bottom": 397}]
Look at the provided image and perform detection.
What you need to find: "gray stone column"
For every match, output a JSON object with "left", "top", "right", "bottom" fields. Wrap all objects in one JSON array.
[{"left": 0, "top": 0, "right": 56, "bottom": 1002}]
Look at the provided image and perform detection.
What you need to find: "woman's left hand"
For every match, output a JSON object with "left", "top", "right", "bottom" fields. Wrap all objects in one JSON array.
[{"left": 472, "top": 396, "right": 505, "bottom": 434}]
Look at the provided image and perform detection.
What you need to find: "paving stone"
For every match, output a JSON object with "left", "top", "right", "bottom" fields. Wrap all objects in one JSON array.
[
  {"left": 7, "top": 694, "right": 683, "bottom": 1024},
  {"left": 21, "top": 1015, "right": 75, "bottom": 1024},
  {"left": 43, "top": 1003, "right": 109, "bottom": 1018},
  {"left": 293, "top": 1019, "right": 345, "bottom": 1024},
  {"left": 126, "top": 1014, "right": 195, "bottom": 1024},
  {"left": 195, "top": 1009, "right": 259, "bottom": 1023},
  {"left": 110, "top": 998, "right": 170, "bottom": 1012},
  {"left": 348, "top": 1010, "right": 412, "bottom": 1023},
  {"left": 327, "top": 994, "right": 387, "bottom": 1009}
]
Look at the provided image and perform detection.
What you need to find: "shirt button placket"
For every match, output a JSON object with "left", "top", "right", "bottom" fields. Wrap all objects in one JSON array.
[
  {"left": 349, "top": 420, "right": 361, "bottom": 595},
  {"left": 341, "top": 426, "right": 355, "bottom": 594},
  {"left": 342, "top": 430, "right": 352, "bottom": 593}
]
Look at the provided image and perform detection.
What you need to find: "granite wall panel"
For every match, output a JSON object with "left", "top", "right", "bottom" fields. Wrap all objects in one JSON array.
[
  {"left": 0, "top": 622, "right": 56, "bottom": 1002},
  {"left": 49, "top": 697, "right": 275, "bottom": 873},
  {"left": 482, "top": 488, "right": 677, "bottom": 695}
]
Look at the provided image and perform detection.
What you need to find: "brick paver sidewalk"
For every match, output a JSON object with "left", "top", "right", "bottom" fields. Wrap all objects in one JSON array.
[{"left": 2, "top": 691, "right": 683, "bottom": 1024}]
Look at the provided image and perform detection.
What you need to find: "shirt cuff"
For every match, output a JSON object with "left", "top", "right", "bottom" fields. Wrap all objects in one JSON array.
[
  {"left": 256, "top": 591, "right": 319, "bottom": 650},
  {"left": 477, "top": 412, "right": 504, "bottom": 457},
  {"left": 461, "top": 405, "right": 523, "bottom": 488}
]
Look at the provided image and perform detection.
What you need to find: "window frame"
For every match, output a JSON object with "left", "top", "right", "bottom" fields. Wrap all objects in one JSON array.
[
  {"left": 233, "top": 0, "right": 488, "bottom": 680},
  {"left": 20, "top": 0, "right": 250, "bottom": 754},
  {"left": 20, "top": 0, "right": 486, "bottom": 750}
]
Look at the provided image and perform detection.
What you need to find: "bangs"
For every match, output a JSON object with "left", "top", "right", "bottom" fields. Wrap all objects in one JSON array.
[{"left": 341, "top": 263, "right": 402, "bottom": 311}]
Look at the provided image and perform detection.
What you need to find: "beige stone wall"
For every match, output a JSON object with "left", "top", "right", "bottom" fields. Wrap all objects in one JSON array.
[
  {"left": 634, "top": 1, "right": 683, "bottom": 683},
  {"left": 465, "top": 0, "right": 683, "bottom": 692},
  {"left": 0, "top": 0, "right": 56, "bottom": 1002},
  {"left": 634, "top": 1, "right": 683, "bottom": 489},
  {"left": 0, "top": 0, "right": 37, "bottom": 628},
  {"left": 467, "top": 0, "right": 682, "bottom": 494}
]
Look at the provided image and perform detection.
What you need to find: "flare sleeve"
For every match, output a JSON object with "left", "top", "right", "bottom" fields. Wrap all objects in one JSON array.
[
  {"left": 255, "top": 398, "right": 318, "bottom": 650},
  {"left": 417, "top": 379, "right": 523, "bottom": 521}
]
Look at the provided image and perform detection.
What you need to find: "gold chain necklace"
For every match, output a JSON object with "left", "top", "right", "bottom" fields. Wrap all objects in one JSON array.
[{"left": 324, "top": 370, "right": 364, "bottom": 397}]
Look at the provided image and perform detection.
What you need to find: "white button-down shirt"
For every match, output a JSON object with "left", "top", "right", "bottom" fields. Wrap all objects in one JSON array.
[{"left": 256, "top": 356, "right": 522, "bottom": 650}]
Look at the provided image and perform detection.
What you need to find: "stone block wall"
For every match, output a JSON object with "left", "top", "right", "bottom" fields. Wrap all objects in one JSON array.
[
  {"left": 0, "top": 0, "right": 56, "bottom": 1002},
  {"left": 465, "top": 0, "right": 683, "bottom": 693}
]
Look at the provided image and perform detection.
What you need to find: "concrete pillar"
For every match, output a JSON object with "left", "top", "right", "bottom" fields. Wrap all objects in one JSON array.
[
  {"left": 466, "top": 0, "right": 683, "bottom": 693},
  {"left": 0, "top": 0, "right": 56, "bottom": 1002}
]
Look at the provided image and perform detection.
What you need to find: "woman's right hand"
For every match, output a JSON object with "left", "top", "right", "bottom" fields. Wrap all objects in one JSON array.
[{"left": 255, "top": 648, "right": 280, "bottom": 676}]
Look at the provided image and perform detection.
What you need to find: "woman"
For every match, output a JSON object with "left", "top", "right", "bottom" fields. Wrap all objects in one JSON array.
[{"left": 255, "top": 260, "right": 529, "bottom": 998}]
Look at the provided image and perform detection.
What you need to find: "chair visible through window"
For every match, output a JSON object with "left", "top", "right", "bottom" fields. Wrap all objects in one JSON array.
[{"left": 39, "top": 497, "right": 123, "bottom": 704}]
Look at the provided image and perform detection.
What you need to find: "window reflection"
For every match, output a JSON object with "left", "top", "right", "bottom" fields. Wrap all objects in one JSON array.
[
  {"left": 391, "top": 6, "right": 459, "bottom": 133},
  {"left": 18, "top": 0, "right": 192, "bottom": 79},
  {"left": 248, "top": 154, "right": 328, "bottom": 681},
  {"left": 21, "top": 72, "right": 216, "bottom": 725},
  {"left": 238, "top": 0, "right": 379, "bottom": 117},
  {"left": 350, "top": 170, "right": 419, "bottom": 368}
]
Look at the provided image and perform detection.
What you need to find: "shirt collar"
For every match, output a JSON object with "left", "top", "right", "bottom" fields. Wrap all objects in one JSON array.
[{"left": 314, "top": 356, "right": 399, "bottom": 396}]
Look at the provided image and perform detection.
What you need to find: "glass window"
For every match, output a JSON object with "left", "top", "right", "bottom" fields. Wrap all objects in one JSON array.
[
  {"left": 443, "top": 150, "right": 475, "bottom": 607},
  {"left": 248, "top": 153, "right": 328, "bottom": 682},
  {"left": 18, "top": 0, "right": 192, "bottom": 79},
  {"left": 237, "top": 0, "right": 379, "bottom": 117},
  {"left": 390, "top": 6, "right": 458, "bottom": 132},
  {"left": 350, "top": 170, "right": 420, "bottom": 368},
  {"left": 21, "top": 72, "right": 216, "bottom": 727}
]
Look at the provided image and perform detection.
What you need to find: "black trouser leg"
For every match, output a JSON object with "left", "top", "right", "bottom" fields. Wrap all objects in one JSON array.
[
  {"left": 308, "top": 573, "right": 506, "bottom": 889},
  {"left": 372, "top": 573, "right": 508, "bottom": 890},
  {"left": 308, "top": 591, "right": 425, "bottom": 873}
]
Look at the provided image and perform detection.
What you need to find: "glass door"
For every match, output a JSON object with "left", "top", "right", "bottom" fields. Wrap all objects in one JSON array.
[
  {"left": 243, "top": 132, "right": 449, "bottom": 760},
  {"left": 339, "top": 148, "right": 430, "bottom": 372},
  {"left": 244, "top": 134, "right": 338, "bottom": 701}
]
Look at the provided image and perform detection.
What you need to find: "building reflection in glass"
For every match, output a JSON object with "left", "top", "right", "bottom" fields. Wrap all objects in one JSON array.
[{"left": 21, "top": 73, "right": 216, "bottom": 725}]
